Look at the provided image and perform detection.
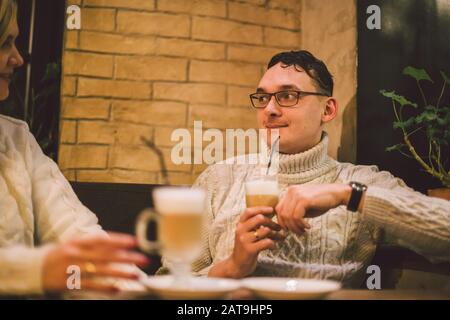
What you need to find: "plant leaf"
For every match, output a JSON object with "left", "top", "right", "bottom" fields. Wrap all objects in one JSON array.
[
  {"left": 436, "top": 108, "right": 450, "bottom": 125},
  {"left": 425, "top": 126, "right": 444, "bottom": 140},
  {"left": 379, "top": 90, "right": 417, "bottom": 107},
  {"left": 441, "top": 107, "right": 450, "bottom": 124},
  {"left": 440, "top": 71, "right": 450, "bottom": 85},
  {"left": 415, "top": 107, "right": 443, "bottom": 124},
  {"left": 393, "top": 118, "right": 415, "bottom": 129},
  {"left": 424, "top": 105, "right": 437, "bottom": 112},
  {"left": 403, "top": 66, "right": 433, "bottom": 83}
]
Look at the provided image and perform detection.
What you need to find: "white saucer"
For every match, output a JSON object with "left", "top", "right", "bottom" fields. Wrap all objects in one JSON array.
[
  {"left": 242, "top": 277, "right": 341, "bottom": 300},
  {"left": 142, "top": 275, "right": 241, "bottom": 299}
]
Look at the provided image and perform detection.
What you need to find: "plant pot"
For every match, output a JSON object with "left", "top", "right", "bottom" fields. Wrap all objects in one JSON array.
[{"left": 427, "top": 188, "right": 450, "bottom": 201}]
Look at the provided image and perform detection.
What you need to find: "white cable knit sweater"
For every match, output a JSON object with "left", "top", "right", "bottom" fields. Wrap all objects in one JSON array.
[
  {"left": 0, "top": 115, "right": 104, "bottom": 295},
  {"left": 162, "top": 132, "right": 450, "bottom": 288}
]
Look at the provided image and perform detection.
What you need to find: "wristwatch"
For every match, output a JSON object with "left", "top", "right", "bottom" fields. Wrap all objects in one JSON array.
[{"left": 347, "top": 181, "right": 368, "bottom": 212}]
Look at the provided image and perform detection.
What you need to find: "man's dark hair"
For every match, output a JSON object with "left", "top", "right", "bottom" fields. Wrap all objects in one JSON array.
[{"left": 268, "top": 50, "right": 334, "bottom": 97}]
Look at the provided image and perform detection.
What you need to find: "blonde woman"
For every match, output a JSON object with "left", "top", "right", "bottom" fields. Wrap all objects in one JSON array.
[{"left": 0, "top": 0, "right": 148, "bottom": 295}]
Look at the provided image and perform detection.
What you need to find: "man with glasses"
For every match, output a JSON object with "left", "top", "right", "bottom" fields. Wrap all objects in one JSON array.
[{"left": 161, "top": 50, "right": 450, "bottom": 287}]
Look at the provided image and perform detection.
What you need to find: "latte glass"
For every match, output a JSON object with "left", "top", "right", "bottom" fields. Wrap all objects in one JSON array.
[
  {"left": 136, "top": 187, "right": 206, "bottom": 286},
  {"left": 245, "top": 176, "right": 279, "bottom": 210}
]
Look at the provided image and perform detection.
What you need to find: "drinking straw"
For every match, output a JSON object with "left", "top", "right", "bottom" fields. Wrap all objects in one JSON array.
[{"left": 266, "top": 136, "right": 280, "bottom": 175}]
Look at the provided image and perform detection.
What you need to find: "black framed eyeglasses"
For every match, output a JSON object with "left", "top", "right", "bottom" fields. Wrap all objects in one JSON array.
[{"left": 249, "top": 90, "right": 329, "bottom": 109}]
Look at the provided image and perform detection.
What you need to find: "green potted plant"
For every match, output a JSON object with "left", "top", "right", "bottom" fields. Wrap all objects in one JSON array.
[{"left": 380, "top": 66, "right": 449, "bottom": 200}]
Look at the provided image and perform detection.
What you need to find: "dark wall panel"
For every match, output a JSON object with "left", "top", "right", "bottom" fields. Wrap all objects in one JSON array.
[{"left": 357, "top": 0, "right": 450, "bottom": 193}]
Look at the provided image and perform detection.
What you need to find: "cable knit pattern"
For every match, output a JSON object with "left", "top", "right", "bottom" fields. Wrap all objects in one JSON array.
[
  {"left": 0, "top": 115, "right": 104, "bottom": 295},
  {"left": 159, "top": 132, "right": 450, "bottom": 288}
]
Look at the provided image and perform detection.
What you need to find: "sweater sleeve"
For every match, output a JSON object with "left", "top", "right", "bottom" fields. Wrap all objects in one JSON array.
[
  {"left": 25, "top": 129, "right": 105, "bottom": 244},
  {"left": 0, "top": 244, "right": 54, "bottom": 295},
  {"left": 351, "top": 166, "right": 450, "bottom": 263}
]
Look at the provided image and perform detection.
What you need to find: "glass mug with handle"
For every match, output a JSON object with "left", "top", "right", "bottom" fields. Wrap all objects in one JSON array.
[{"left": 136, "top": 187, "right": 206, "bottom": 286}]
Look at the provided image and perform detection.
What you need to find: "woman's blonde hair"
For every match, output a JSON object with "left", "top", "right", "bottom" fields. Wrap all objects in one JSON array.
[{"left": 0, "top": 0, "right": 17, "bottom": 47}]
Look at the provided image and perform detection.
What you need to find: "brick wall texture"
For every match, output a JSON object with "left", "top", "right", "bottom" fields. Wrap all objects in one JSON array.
[
  {"left": 59, "top": 0, "right": 302, "bottom": 185},
  {"left": 301, "top": 0, "right": 357, "bottom": 163}
]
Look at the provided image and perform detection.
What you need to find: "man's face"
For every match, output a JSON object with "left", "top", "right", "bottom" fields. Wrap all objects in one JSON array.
[{"left": 256, "top": 62, "right": 327, "bottom": 154}]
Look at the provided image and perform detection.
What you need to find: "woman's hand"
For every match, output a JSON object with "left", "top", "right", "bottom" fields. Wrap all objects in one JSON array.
[
  {"left": 209, "top": 206, "right": 285, "bottom": 279},
  {"left": 42, "top": 232, "right": 149, "bottom": 293}
]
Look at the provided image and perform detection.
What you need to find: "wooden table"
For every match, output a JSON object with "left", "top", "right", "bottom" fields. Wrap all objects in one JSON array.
[
  {"left": 58, "top": 288, "right": 450, "bottom": 300},
  {"left": 323, "top": 289, "right": 449, "bottom": 300}
]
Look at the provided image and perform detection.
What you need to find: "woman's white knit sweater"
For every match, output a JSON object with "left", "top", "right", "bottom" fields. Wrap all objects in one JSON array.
[
  {"left": 167, "top": 132, "right": 450, "bottom": 288},
  {"left": 0, "top": 116, "right": 104, "bottom": 294}
]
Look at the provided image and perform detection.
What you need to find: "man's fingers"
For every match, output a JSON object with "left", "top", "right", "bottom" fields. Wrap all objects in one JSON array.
[
  {"left": 277, "top": 199, "right": 310, "bottom": 235},
  {"left": 240, "top": 207, "right": 274, "bottom": 222},
  {"left": 275, "top": 200, "right": 287, "bottom": 230},
  {"left": 244, "top": 214, "right": 281, "bottom": 232},
  {"left": 293, "top": 202, "right": 311, "bottom": 229},
  {"left": 283, "top": 205, "right": 306, "bottom": 235},
  {"left": 304, "top": 219, "right": 312, "bottom": 229},
  {"left": 285, "top": 218, "right": 305, "bottom": 235},
  {"left": 276, "top": 214, "right": 288, "bottom": 231},
  {"left": 252, "top": 238, "right": 276, "bottom": 252},
  {"left": 275, "top": 197, "right": 284, "bottom": 215},
  {"left": 280, "top": 198, "right": 296, "bottom": 224},
  {"left": 243, "top": 227, "right": 286, "bottom": 243},
  {"left": 266, "top": 230, "right": 287, "bottom": 241},
  {"left": 293, "top": 203, "right": 311, "bottom": 229},
  {"left": 256, "top": 227, "right": 287, "bottom": 241},
  {"left": 278, "top": 198, "right": 302, "bottom": 234}
]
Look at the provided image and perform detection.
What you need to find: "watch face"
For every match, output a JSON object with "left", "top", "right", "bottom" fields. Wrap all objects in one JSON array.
[
  {"left": 350, "top": 181, "right": 367, "bottom": 191},
  {"left": 347, "top": 181, "right": 367, "bottom": 212}
]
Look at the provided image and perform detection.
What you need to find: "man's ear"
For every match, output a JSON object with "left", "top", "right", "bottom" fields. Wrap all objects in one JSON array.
[{"left": 321, "top": 98, "right": 338, "bottom": 123}]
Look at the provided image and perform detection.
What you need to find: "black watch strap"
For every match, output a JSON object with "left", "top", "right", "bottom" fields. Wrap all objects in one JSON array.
[{"left": 347, "top": 181, "right": 367, "bottom": 212}]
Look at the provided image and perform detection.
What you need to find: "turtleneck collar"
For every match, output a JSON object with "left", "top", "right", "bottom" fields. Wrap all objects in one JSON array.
[{"left": 275, "top": 132, "right": 338, "bottom": 185}]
